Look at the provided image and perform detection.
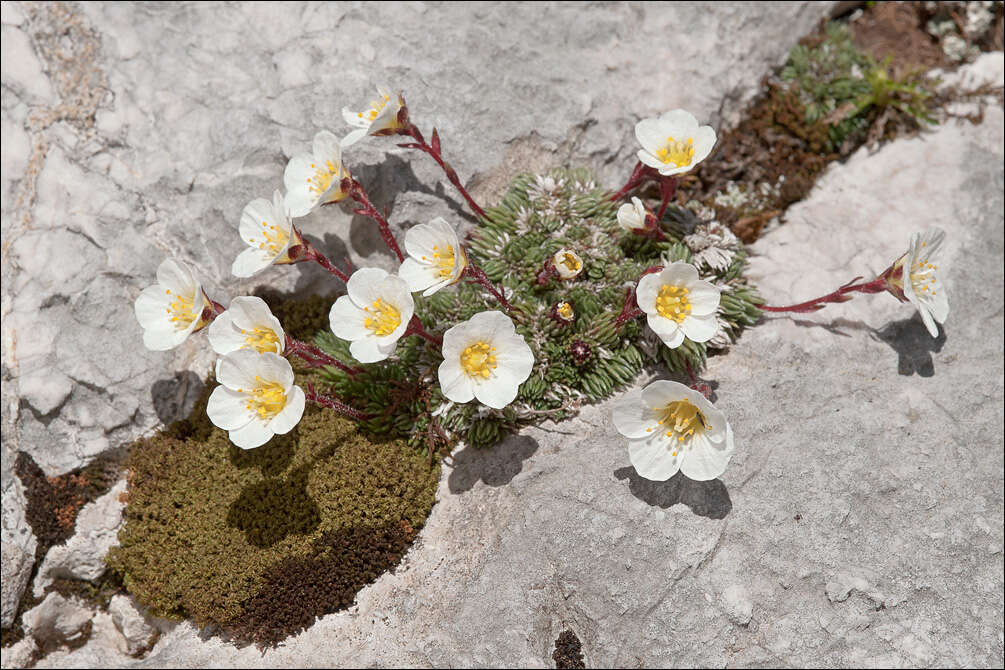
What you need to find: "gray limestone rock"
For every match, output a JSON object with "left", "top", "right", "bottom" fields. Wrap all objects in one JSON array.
[
  {"left": 1, "top": 441, "right": 36, "bottom": 628},
  {"left": 31, "top": 480, "right": 127, "bottom": 597},
  {"left": 107, "top": 596, "right": 157, "bottom": 656},
  {"left": 20, "top": 593, "right": 93, "bottom": 646}
]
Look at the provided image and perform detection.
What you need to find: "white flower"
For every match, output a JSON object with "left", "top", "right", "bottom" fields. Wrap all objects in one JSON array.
[
  {"left": 553, "top": 248, "right": 584, "bottom": 280},
  {"left": 328, "top": 268, "right": 414, "bottom": 363},
  {"left": 893, "top": 228, "right": 949, "bottom": 337},
  {"left": 134, "top": 258, "right": 209, "bottom": 351},
  {"left": 283, "top": 130, "right": 351, "bottom": 217},
  {"left": 618, "top": 197, "right": 649, "bottom": 232},
  {"left": 438, "top": 311, "right": 534, "bottom": 409},
  {"left": 208, "top": 296, "right": 285, "bottom": 356},
  {"left": 636, "top": 262, "right": 720, "bottom": 349},
  {"left": 398, "top": 217, "right": 468, "bottom": 296},
  {"left": 232, "top": 190, "right": 303, "bottom": 278},
  {"left": 612, "top": 380, "right": 735, "bottom": 481},
  {"left": 340, "top": 84, "right": 406, "bottom": 148},
  {"left": 635, "top": 109, "right": 717, "bottom": 177},
  {"left": 207, "top": 349, "right": 306, "bottom": 449}
]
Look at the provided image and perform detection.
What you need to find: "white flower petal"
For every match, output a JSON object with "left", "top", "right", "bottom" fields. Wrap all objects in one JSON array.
[
  {"left": 438, "top": 358, "right": 475, "bottom": 404},
  {"left": 329, "top": 295, "right": 372, "bottom": 341},
  {"left": 228, "top": 420, "right": 275, "bottom": 450},
  {"left": 134, "top": 286, "right": 171, "bottom": 329},
  {"left": 612, "top": 390, "right": 658, "bottom": 439},
  {"left": 141, "top": 326, "right": 181, "bottom": 351},
  {"left": 646, "top": 312, "right": 681, "bottom": 340},
  {"left": 692, "top": 125, "right": 717, "bottom": 164},
  {"left": 268, "top": 385, "right": 306, "bottom": 435},
  {"left": 350, "top": 337, "right": 391, "bottom": 363},
  {"left": 346, "top": 267, "right": 390, "bottom": 307},
  {"left": 256, "top": 352, "right": 295, "bottom": 390},
  {"left": 207, "top": 311, "right": 245, "bottom": 355},
  {"left": 636, "top": 273, "right": 662, "bottom": 315},
  {"left": 494, "top": 333, "right": 534, "bottom": 383},
  {"left": 637, "top": 149, "right": 666, "bottom": 170},
  {"left": 917, "top": 302, "right": 940, "bottom": 337},
  {"left": 680, "top": 313, "right": 718, "bottom": 342},
  {"left": 928, "top": 286, "right": 949, "bottom": 324},
  {"left": 156, "top": 258, "right": 196, "bottom": 294},
  {"left": 215, "top": 349, "right": 262, "bottom": 390},
  {"left": 399, "top": 258, "right": 440, "bottom": 294},
  {"left": 340, "top": 128, "right": 368, "bottom": 148},
  {"left": 634, "top": 118, "right": 667, "bottom": 153},
  {"left": 679, "top": 424, "right": 734, "bottom": 481},
  {"left": 207, "top": 386, "right": 254, "bottom": 431},
  {"left": 312, "top": 130, "right": 342, "bottom": 164},
  {"left": 232, "top": 247, "right": 272, "bottom": 278},
  {"left": 661, "top": 261, "right": 699, "bottom": 287},
  {"left": 687, "top": 281, "right": 721, "bottom": 316},
  {"left": 628, "top": 434, "right": 681, "bottom": 481},
  {"left": 473, "top": 369, "right": 520, "bottom": 409}
]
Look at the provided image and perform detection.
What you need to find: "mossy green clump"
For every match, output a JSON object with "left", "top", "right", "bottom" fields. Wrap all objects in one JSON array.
[
  {"left": 314, "top": 167, "right": 762, "bottom": 451},
  {"left": 108, "top": 382, "right": 439, "bottom": 645}
]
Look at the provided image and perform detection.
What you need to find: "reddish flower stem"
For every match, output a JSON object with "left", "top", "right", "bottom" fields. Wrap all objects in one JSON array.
[
  {"left": 344, "top": 178, "right": 405, "bottom": 262},
  {"left": 655, "top": 175, "right": 678, "bottom": 221},
  {"left": 284, "top": 335, "right": 362, "bottom": 376},
  {"left": 461, "top": 264, "right": 517, "bottom": 314},
  {"left": 403, "top": 314, "right": 443, "bottom": 347},
  {"left": 397, "top": 123, "right": 488, "bottom": 220},
  {"left": 614, "top": 265, "right": 665, "bottom": 328},
  {"left": 297, "top": 234, "right": 351, "bottom": 282},
  {"left": 760, "top": 276, "right": 889, "bottom": 314},
  {"left": 304, "top": 382, "right": 369, "bottom": 421},
  {"left": 608, "top": 161, "right": 650, "bottom": 202}
]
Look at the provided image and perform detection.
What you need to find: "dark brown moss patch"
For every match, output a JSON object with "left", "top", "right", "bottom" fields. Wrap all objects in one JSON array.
[
  {"left": 108, "top": 380, "right": 439, "bottom": 646},
  {"left": 553, "top": 629, "right": 586, "bottom": 669}
]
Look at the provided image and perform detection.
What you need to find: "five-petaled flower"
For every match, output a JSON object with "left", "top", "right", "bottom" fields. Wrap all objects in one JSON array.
[
  {"left": 232, "top": 190, "right": 303, "bottom": 278},
  {"left": 438, "top": 311, "right": 534, "bottom": 409},
  {"left": 636, "top": 262, "right": 720, "bottom": 349},
  {"left": 553, "top": 248, "right": 584, "bottom": 280},
  {"left": 329, "top": 268, "right": 414, "bottom": 363},
  {"left": 635, "top": 109, "right": 717, "bottom": 177},
  {"left": 283, "top": 130, "right": 351, "bottom": 217},
  {"left": 618, "top": 196, "right": 650, "bottom": 232},
  {"left": 208, "top": 296, "right": 285, "bottom": 356},
  {"left": 612, "top": 380, "right": 735, "bottom": 481},
  {"left": 341, "top": 84, "right": 406, "bottom": 148},
  {"left": 207, "top": 349, "right": 306, "bottom": 449},
  {"left": 398, "top": 217, "right": 468, "bottom": 296},
  {"left": 134, "top": 257, "right": 210, "bottom": 351},
  {"left": 887, "top": 228, "right": 949, "bottom": 338}
]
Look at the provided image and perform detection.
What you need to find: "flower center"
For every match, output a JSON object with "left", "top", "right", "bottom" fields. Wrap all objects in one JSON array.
[
  {"left": 908, "top": 246, "right": 939, "bottom": 296},
  {"left": 656, "top": 284, "right": 691, "bottom": 323},
  {"left": 244, "top": 377, "right": 287, "bottom": 421},
  {"left": 357, "top": 94, "right": 391, "bottom": 123},
  {"left": 460, "top": 341, "right": 497, "bottom": 379},
  {"left": 423, "top": 243, "right": 457, "bottom": 278},
  {"left": 655, "top": 136, "right": 695, "bottom": 168},
  {"left": 558, "top": 252, "right": 582, "bottom": 274},
  {"left": 242, "top": 326, "right": 281, "bottom": 353},
  {"left": 647, "top": 399, "right": 707, "bottom": 456},
  {"left": 363, "top": 298, "right": 401, "bottom": 336},
  {"left": 307, "top": 159, "right": 343, "bottom": 197},
  {"left": 249, "top": 220, "right": 290, "bottom": 257},
  {"left": 164, "top": 289, "right": 197, "bottom": 330}
]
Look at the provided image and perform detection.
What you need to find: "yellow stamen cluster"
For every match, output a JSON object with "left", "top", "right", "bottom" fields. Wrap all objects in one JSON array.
[
  {"left": 909, "top": 257, "right": 939, "bottom": 296},
  {"left": 164, "top": 289, "right": 197, "bottom": 330},
  {"left": 242, "top": 326, "right": 280, "bottom": 353},
  {"left": 307, "top": 159, "right": 343, "bottom": 196},
  {"left": 556, "top": 302, "right": 574, "bottom": 320},
  {"left": 422, "top": 243, "right": 457, "bottom": 278},
  {"left": 558, "top": 252, "right": 582, "bottom": 274},
  {"left": 243, "top": 376, "right": 287, "bottom": 420},
  {"left": 460, "top": 341, "right": 497, "bottom": 379},
  {"left": 655, "top": 135, "right": 695, "bottom": 168},
  {"left": 656, "top": 284, "right": 691, "bottom": 323},
  {"left": 357, "top": 93, "right": 391, "bottom": 123},
  {"left": 645, "top": 399, "right": 707, "bottom": 456},
  {"left": 363, "top": 298, "right": 401, "bottom": 336},
  {"left": 248, "top": 220, "right": 290, "bottom": 257}
]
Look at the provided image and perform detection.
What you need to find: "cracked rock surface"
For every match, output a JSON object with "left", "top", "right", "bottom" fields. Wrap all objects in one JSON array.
[{"left": 3, "top": 1, "right": 1002, "bottom": 668}]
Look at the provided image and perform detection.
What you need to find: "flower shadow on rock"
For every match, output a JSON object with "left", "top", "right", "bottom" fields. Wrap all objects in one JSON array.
[
  {"left": 613, "top": 467, "right": 733, "bottom": 520},
  {"left": 447, "top": 434, "right": 539, "bottom": 494},
  {"left": 873, "top": 314, "right": 947, "bottom": 377},
  {"left": 226, "top": 466, "right": 320, "bottom": 549},
  {"left": 151, "top": 371, "right": 204, "bottom": 425}
]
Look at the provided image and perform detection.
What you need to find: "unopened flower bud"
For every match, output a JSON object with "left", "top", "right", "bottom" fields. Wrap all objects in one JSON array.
[
  {"left": 553, "top": 248, "right": 584, "bottom": 280},
  {"left": 569, "top": 339, "right": 592, "bottom": 365},
  {"left": 550, "top": 301, "right": 575, "bottom": 324}
]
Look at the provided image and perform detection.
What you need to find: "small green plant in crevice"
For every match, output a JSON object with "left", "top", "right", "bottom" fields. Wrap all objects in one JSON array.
[{"left": 781, "top": 23, "right": 937, "bottom": 153}]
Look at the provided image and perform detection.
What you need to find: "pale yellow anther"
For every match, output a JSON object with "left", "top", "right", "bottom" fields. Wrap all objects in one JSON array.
[
  {"left": 656, "top": 399, "right": 707, "bottom": 445},
  {"left": 655, "top": 284, "right": 691, "bottom": 323},
  {"left": 362, "top": 298, "right": 401, "bottom": 336},
  {"left": 243, "top": 326, "right": 281, "bottom": 353},
  {"left": 655, "top": 135, "right": 695, "bottom": 168},
  {"left": 166, "top": 291, "right": 196, "bottom": 329},
  {"left": 460, "top": 341, "right": 497, "bottom": 379},
  {"left": 245, "top": 376, "right": 286, "bottom": 420}
]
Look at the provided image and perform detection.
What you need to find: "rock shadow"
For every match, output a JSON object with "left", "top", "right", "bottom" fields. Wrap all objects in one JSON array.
[
  {"left": 873, "top": 314, "right": 947, "bottom": 377},
  {"left": 151, "top": 371, "right": 204, "bottom": 424},
  {"left": 225, "top": 466, "right": 320, "bottom": 548},
  {"left": 447, "top": 434, "right": 539, "bottom": 494},
  {"left": 614, "top": 467, "right": 732, "bottom": 520}
]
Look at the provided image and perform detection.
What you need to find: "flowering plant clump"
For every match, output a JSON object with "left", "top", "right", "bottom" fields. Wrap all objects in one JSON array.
[{"left": 135, "top": 86, "right": 950, "bottom": 484}]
